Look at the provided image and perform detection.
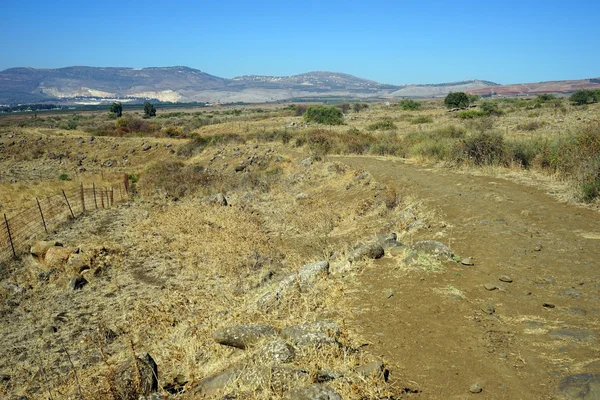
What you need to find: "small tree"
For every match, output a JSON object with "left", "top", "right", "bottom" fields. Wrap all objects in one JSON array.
[
  {"left": 110, "top": 102, "right": 123, "bottom": 117},
  {"left": 569, "top": 89, "right": 596, "bottom": 106},
  {"left": 143, "top": 102, "right": 156, "bottom": 118},
  {"left": 352, "top": 103, "right": 369, "bottom": 113},
  {"left": 337, "top": 103, "right": 350, "bottom": 113},
  {"left": 444, "top": 92, "right": 470, "bottom": 109}
]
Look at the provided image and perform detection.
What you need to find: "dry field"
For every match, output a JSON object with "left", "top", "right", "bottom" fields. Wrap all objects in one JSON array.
[{"left": 0, "top": 98, "right": 599, "bottom": 399}]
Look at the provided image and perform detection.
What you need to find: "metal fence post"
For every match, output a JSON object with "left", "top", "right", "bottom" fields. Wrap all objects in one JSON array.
[
  {"left": 36, "top": 197, "right": 48, "bottom": 234},
  {"left": 62, "top": 190, "right": 75, "bottom": 219},
  {"left": 4, "top": 214, "right": 16, "bottom": 258},
  {"left": 80, "top": 183, "right": 85, "bottom": 213},
  {"left": 93, "top": 183, "right": 98, "bottom": 209}
]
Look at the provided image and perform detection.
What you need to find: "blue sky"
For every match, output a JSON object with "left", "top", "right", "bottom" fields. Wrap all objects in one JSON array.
[{"left": 1, "top": 0, "right": 598, "bottom": 85}]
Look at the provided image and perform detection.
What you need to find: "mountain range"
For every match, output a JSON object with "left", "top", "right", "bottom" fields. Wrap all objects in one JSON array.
[{"left": 0, "top": 66, "right": 598, "bottom": 105}]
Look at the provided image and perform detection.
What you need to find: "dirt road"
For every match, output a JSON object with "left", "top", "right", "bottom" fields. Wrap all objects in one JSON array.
[{"left": 335, "top": 155, "right": 600, "bottom": 399}]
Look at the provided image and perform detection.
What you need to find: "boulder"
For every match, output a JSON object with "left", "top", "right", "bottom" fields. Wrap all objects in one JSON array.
[
  {"left": 45, "top": 246, "right": 73, "bottom": 268},
  {"left": 31, "top": 240, "right": 61, "bottom": 258},
  {"left": 207, "top": 193, "right": 228, "bottom": 206},
  {"left": 67, "top": 252, "right": 92, "bottom": 274},
  {"left": 212, "top": 324, "right": 278, "bottom": 349},
  {"left": 258, "top": 339, "right": 295, "bottom": 364},
  {"left": 297, "top": 261, "right": 329, "bottom": 287},
  {"left": 559, "top": 373, "right": 600, "bottom": 399},
  {"left": 355, "top": 360, "right": 387, "bottom": 381},
  {"left": 282, "top": 321, "right": 341, "bottom": 349},
  {"left": 112, "top": 353, "right": 158, "bottom": 398},
  {"left": 410, "top": 241, "right": 453, "bottom": 260},
  {"left": 68, "top": 277, "right": 88, "bottom": 290},
  {"left": 348, "top": 243, "right": 384, "bottom": 263},
  {"left": 289, "top": 384, "right": 343, "bottom": 400}
]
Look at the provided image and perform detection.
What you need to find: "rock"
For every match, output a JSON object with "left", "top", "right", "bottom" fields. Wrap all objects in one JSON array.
[
  {"left": 208, "top": 193, "right": 228, "bottom": 206},
  {"left": 289, "top": 384, "right": 343, "bottom": 400},
  {"left": 142, "top": 144, "right": 152, "bottom": 151},
  {"left": 212, "top": 324, "right": 278, "bottom": 349},
  {"left": 460, "top": 257, "right": 474, "bottom": 266},
  {"left": 315, "top": 369, "right": 343, "bottom": 383},
  {"left": 560, "top": 288, "right": 583, "bottom": 299},
  {"left": 300, "top": 157, "right": 314, "bottom": 167},
  {"left": 534, "top": 244, "right": 542, "bottom": 251},
  {"left": 549, "top": 329, "right": 597, "bottom": 343},
  {"left": 356, "top": 360, "right": 387, "bottom": 381},
  {"left": 44, "top": 326, "right": 57, "bottom": 334},
  {"left": 296, "top": 193, "right": 310, "bottom": 201},
  {"left": 297, "top": 261, "right": 329, "bottom": 287},
  {"left": 30, "top": 240, "right": 61, "bottom": 257},
  {"left": 469, "top": 383, "right": 483, "bottom": 393},
  {"left": 384, "top": 288, "right": 394, "bottom": 299},
  {"left": 45, "top": 246, "right": 73, "bottom": 268},
  {"left": 282, "top": 321, "right": 340, "bottom": 349},
  {"left": 68, "top": 277, "right": 88, "bottom": 290},
  {"left": 483, "top": 283, "right": 497, "bottom": 291},
  {"left": 499, "top": 275, "right": 513, "bottom": 283},
  {"left": 543, "top": 303, "right": 556, "bottom": 309},
  {"left": 370, "top": 233, "right": 401, "bottom": 248},
  {"left": 37, "top": 268, "right": 56, "bottom": 282},
  {"left": 197, "top": 367, "right": 238, "bottom": 394},
  {"left": 234, "top": 164, "right": 246, "bottom": 172},
  {"left": 389, "top": 246, "right": 406, "bottom": 257},
  {"left": 112, "top": 353, "right": 158, "bottom": 398},
  {"left": 258, "top": 339, "right": 295, "bottom": 363},
  {"left": 481, "top": 303, "right": 495, "bottom": 315},
  {"left": 559, "top": 373, "right": 600, "bottom": 399},
  {"left": 348, "top": 242, "right": 385, "bottom": 263},
  {"left": 258, "top": 273, "right": 298, "bottom": 307},
  {"left": 199, "top": 366, "right": 309, "bottom": 395},
  {"left": 67, "top": 252, "right": 91, "bottom": 274},
  {"left": 410, "top": 241, "right": 453, "bottom": 260}
]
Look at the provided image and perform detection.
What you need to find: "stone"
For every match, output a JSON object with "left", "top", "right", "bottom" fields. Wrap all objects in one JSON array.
[
  {"left": 356, "top": 360, "right": 387, "bottom": 381},
  {"left": 281, "top": 321, "right": 340, "bottom": 349},
  {"left": 481, "top": 303, "right": 495, "bottom": 315},
  {"left": 348, "top": 242, "right": 385, "bottom": 263},
  {"left": 296, "top": 193, "right": 310, "bottom": 200},
  {"left": 484, "top": 283, "right": 497, "bottom": 291},
  {"left": 45, "top": 246, "right": 73, "bottom": 268},
  {"left": 68, "top": 277, "right": 88, "bottom": 290},
  {"left": 300, "top": 157, "right": 314, "bottom": 167},
  {"left": 543, "top": 303, "right": 556, "bottom": 309},
  {"left": 199, "top": 366, "right": 309, "bottom": 395},
  {"left": 560, "top": 288, "right": 583, "bottom": 299},
  {"left": 469, "top": 383, "right": 483, "bottom": 393},
  {"left": 258, "top": 339, "right": 295, "bottom": 363},
  {"left": 499, "top": 275, "right": 513, "bottom": 283},
  {"left": 297, "top": 261, "right": 329, "bottom": 287},
  {"left": 234, "top": 164, "right": 246, "bottom": 172},
  {"left": 207, "top": 193, "right": 228, "bottom": 206},
  {"left": 67, "top": 252, "right": 91, "bottom": 274},
  {"left": 197, "top": 368, "right": 238, "bottom": 394},
  {"left": 534, "top": 244, "right": 542, "bottom": 251},
  {"left": 549, "top": 329, "right": 597, "bottom": 343},
  {"left": 142, "top": 144, "right": 152, "bottom": 151},
  {"left": 212, "top": 324, "right": 278, "bottom": 349},
  {"left": 289, "top": 384, "right": 343, "bottom": 400},
  {"left": 410, "top": 240, "right": 453, "bottom": 260},
  {"left": 384, "top": 288, "right": 394, "bottom": 299},
  {"left": 44, "top": 326, "right": 57, "bottom": 334},
  {"left": 30, "top": 240, "right": 61, "bottom": 257},
  {"left": 112, "top": 353, "right": 158, "bottom": 398},
  {"left": 559, "top": 373, "right": 600, "bottom": 399},
  {"left": 460, "top": 257, "right": 474, "bottom": 266}
]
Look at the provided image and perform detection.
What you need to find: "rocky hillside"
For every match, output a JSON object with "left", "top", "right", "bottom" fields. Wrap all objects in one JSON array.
[
  {"left": 467, "top": 78, "right": 600, "bottom": 96},
  {"left": 0, "top": 66, "right": 497, "bottom": 105}
]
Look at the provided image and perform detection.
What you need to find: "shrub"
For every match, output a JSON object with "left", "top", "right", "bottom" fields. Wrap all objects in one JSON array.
[
  {"left": 352, "top": 103, "right": 369, "bottom": 113},
  {"left": 398, "top": 99, "right": 421, "bottom": 111},
  {"left": 517, "top": 121, "right": 544, "bottom": 131},
  {"left": 570, "top": 89, "right": 597, "bottom": 105},
  {"left": 336, "top": 103, "right": 350, "bottom": 113},
  {"left": 303, "top": 105, "right": 345, "bottom": 125},
  {"left": 367, "top": 119, "right": 396, "bottom": 131},
  {"left": 480, "top": 101, "right": 503, "bottom": 116},
  {"left": 411, "top": 116, "right": 433, "bottom": 124},
  {"left": 451, "top": 131, "right": 505, "bottom": 166},
  {"left": 457, "top": 110, "right": 488, "bottom": 119},
  {"left": 59, "top": 173, "right": 70, "bottom": 181},
  {"left": 141, "top": 161, "right": 216, "bottom": 198},
  {"left": 536, "top": 93, "right": 556, "bottom": 103}
]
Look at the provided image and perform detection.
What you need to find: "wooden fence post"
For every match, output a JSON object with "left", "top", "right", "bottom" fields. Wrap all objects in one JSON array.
[
  {"left": 62, "top": 190, "right": 75, "bottom": 219},
  {"left": 36, "top": 197, "right": 48, "bottom": 234},
  {"left": 101, "top": 188, "right": 105, "bottom": 208},
  {"left": 93, "top": 183, "right": 98, "bottom": 209},
  {"left": 123, "top": 174, "right": 130, "bottom": 198},
  {"left": 80, "top": 183, "right": 85, "bottom": 213},
  {"left": 4, "top": 214, "right": 16, "bottom": 259},
  {"left": 110, "top": 188, "right": 114, "bottom": 206}
]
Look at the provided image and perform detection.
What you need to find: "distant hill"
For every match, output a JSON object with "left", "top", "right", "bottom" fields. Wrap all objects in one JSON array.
[
  {"left": 467, "top": 78, "right": 600, "bottom": 97},
  {"left": 0, "top": 66, "right": 499, "bottom": 105}
]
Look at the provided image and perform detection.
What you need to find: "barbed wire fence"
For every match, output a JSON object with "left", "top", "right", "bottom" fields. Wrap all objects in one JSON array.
[{"left": 0, "top": 174, "right": 132, "bottom": 265}]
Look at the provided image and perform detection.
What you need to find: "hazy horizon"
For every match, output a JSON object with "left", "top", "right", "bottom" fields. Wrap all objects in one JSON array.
[{"left": 2, "top": 0, "right": 599, "bottom": 86}]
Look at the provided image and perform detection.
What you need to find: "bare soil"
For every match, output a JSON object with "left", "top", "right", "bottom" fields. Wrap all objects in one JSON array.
[{"left": 336, "top": 155, "right": 600, "bottom": 399}]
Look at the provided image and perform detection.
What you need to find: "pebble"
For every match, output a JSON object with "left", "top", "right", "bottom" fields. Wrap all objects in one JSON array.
[
  {"left": 534, "top": 244, "right": 542, "bottom": 251},
  {"left": 469, "top": 383, "right": 483, "bottom": 393},
  {"left": 483, "top": 283, "right": 497, "bottom": 291},
  {"left": 481, "top": 303, "right": 495, "bottom": 315},
  {"left": 543, "top": 303, "right": 556, "bottom": 309},
  {"left": 499, "top": 275, "right": 513, "bottom": 283},
  {"left": 384, "top": 289, "right": 394, "bottom": 299}
]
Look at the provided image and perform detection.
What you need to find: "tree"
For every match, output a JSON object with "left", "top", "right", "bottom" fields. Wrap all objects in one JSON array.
[
  {"left": 352, "top": 103, "right": 368, "bottom": 113},
  {"left": 143, "top": 102, "right": 156, "bottom": 118},
  {"left": 570, "top": 89, "right": 597, "bottom": 105},
  {"left": 444, "top": 92, "right": 470, "bottom": 109},
  {"left": 110, "top": 102, "right": 123, "bottom": 117}
]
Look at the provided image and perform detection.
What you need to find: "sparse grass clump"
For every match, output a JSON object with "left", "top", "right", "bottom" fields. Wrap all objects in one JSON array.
[
  {"left": 410, "top": 115, "right": 433, "bottom": 124},
  {"left": 366, "top": 119, "right": 396, "bottom": 131},
  {"left": 398, "top": 99, "right": 421, "bottom": 110},
  {"left": 456, "top": 110, "right": 488, "bottom": 119}
]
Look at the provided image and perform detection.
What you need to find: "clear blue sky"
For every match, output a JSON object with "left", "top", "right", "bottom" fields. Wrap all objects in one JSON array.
[{"left": 1, "top": 0, "right": 598, "bottom": 85}]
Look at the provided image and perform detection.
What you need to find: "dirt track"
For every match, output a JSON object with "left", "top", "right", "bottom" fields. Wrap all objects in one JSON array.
[{"left": 335, "top": 155, "right": 600, "bottom": 399}]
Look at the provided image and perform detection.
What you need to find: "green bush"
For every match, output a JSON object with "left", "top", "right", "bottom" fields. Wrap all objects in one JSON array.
[
  {"left": 480, "top": 101, "right": 503, "bottom": 116},
  {"left": 570, "top": 89, "right": 597, "bottom": 105},
  {"left": 398, "top": 99, "right": 421, "bottom": 111},
  {"left": 58, "top": 173, "right": 70, "bottom": 181},
  {"left": 367, "top": 119, "right": 396, "bottom": 131},
  {"left": 451, "top": 131, "right": 505, "bottom": 166},
  {"left": 444, "top": 92, "right": 470, "bottom": 109},
  {"left": 303, "top": 105, "right": 345, "bottom": 125},
  {"left": 411, "top": 116, "right": 433, "bottom": 124}
]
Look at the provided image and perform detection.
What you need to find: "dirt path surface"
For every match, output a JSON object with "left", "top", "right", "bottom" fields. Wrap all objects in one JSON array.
[{"left": 335, "top": 155, "right": 600, "bottom": 399}]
